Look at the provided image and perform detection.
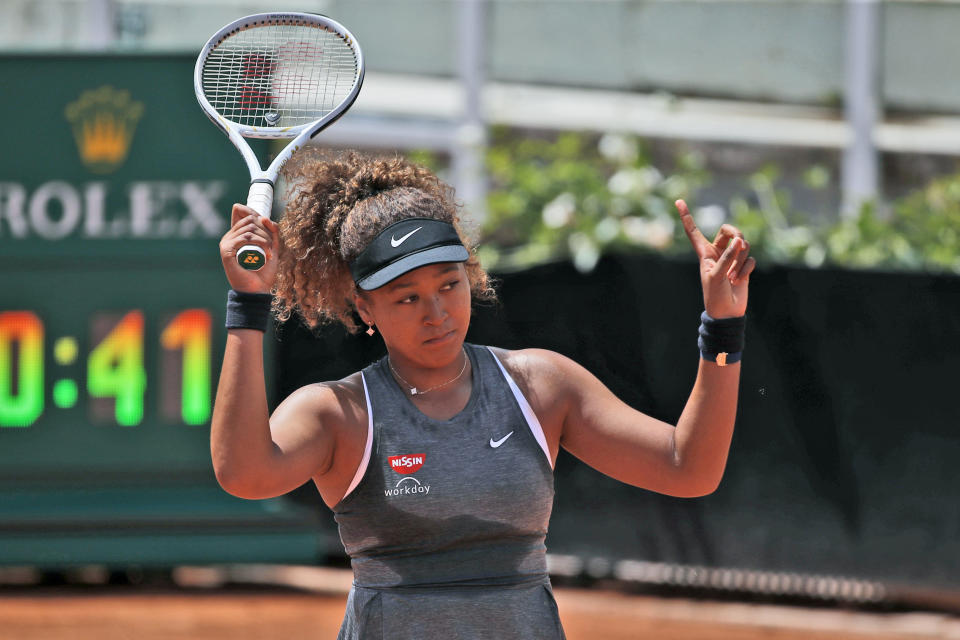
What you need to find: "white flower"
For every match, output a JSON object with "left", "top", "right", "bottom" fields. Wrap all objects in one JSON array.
[
  {"left": 568, "top": 232, "right": 600, "bottom": 272},
  {"left": 542, "top": 192, "right": 576, "bottom": 229},
  {"left": 621, "top": 217, "right": 648, "bottom": 244},
  {"left": 776, "top": 226, "right": 815, "bottom": 250},
  {"left": 694, "top": 205, "right": 727, "bottom": 237},
  {"left": 594, "top": 217, "right": 620, "bottom": 243},
  {"left": 645, "top": 217, "right": 675, "bottom": 249},
  {"left": 638, "top": 166, "right": 664, "bottom": 190},
  {"left": 608, "top": 167, "right": 663, "bottom": 197},
  {"left": 608, "top": 169, "right": 638, "bottom": 196},
  {"left": 621, "top": 216, "right": 675, "bottom": 249},
  {"left": 598, "top": 133, "right": 638, "bottom": 165},
  {"left": 804, "top": 243, "right": 826, "bottom": 268}
]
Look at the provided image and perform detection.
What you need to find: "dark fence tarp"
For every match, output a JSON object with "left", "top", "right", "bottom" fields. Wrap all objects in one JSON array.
[{"left": 274, "top": 253, "right": 960, "bottom": 593}]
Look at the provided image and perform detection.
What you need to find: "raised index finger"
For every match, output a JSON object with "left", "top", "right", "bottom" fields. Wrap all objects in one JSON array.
[{"left": 675, "top": 199, "right": 710, "bottom": 256}]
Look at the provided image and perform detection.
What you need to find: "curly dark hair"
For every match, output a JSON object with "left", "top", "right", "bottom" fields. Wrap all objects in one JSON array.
[{"left": 272, "top": 149, "right": 496, "bottom": 333}]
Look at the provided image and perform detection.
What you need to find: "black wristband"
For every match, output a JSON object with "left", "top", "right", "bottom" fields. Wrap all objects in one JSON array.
[
  {"left": 225, "top": 289, "right": 273, "bottom": 332},
  {"left": 698, "top": 311, "right": 746, "bottom": 363}
]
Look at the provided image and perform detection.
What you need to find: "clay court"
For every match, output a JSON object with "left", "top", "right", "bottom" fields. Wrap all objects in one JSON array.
[{"left": 1, "top": 568, "right": 958, "bottom": 640}]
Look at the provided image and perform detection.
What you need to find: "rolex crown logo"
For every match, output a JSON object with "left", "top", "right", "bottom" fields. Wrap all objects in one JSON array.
[{"left": 65, "top": 85, "right": 144, "bottom": 174}]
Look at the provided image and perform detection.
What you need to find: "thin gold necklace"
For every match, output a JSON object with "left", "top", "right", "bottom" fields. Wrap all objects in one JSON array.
[{"left": 388, "top": 348, "right": 468, "bottom": 396}]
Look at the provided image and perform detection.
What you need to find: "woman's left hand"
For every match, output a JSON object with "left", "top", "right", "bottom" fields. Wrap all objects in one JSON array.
[{"left": 675, "top": 199, "right": 756, "bottom": 319}]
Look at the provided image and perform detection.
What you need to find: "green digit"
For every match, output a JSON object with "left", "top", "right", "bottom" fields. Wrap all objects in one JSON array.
[
  {"left": 87, "top": 311, "right": 146, "bottom": 426},
  {"left": 0, "top": 312, "right": 44, "bottom": 428},
  {"left": 160, "top": 310, "right": 212, "bottom": 425}
]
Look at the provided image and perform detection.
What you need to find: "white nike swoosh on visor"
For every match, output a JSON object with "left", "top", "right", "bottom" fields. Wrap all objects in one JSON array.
[
  {"left": 490, "top": 431, "right": 514, "bottom": 448},
  {"left": 391, "top": 226, "right": 423, "bottom": 247}
]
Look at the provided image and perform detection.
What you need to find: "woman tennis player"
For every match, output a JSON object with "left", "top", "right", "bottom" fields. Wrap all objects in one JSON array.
[{"left": 211, "top": 151, "right": 754, "bottom": 639}]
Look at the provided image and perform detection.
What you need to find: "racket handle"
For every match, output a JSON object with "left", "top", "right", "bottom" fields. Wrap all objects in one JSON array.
[
  {"left": 246, "top": 180, "right": 274, "bottom": 219},
  {"left": 238, "top": 181, "right": 275, "bottom": 271}
]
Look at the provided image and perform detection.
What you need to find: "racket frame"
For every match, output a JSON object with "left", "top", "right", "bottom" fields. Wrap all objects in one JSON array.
[{"left": 193, "top": 11, "right": 364, "bottom": 215}]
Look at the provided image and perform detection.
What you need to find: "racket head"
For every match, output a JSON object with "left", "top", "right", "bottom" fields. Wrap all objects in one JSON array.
[{"left": 194, "top": 12, "right": 364, "bottom": 141}]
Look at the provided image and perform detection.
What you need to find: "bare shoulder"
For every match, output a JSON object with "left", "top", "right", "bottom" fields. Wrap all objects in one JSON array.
[
  {"left": 488, "top": 346, "right": 577, "bottom": 392},
  {"left": 493, "top": 347, "right": 579, "bottom": 416},
  {"left": 263, "top": 371, "right": 368, "bottom": 506},
  {"left": 486, "top": 346, "right": 575, "bottom": 452},
  {"left": 273, "top": 371, "right": 367, "bottom": 430}
]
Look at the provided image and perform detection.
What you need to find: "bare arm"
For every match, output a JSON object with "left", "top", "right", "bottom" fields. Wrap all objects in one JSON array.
[
  {"left": 556, "top": 350, "right": 739, "bottom": 498},
  {"left": 210, "top": 328, "right": 271, "bottom": 494},
  {"left": 546, "top": 199, "right": 755, "bottom": 498},
  {"left": 210, "top": 204, "right": 335, "bottom": 499},
  {"left": 673, "top": 359, "right": 741, "bottom": 494},
  {"left": 210, "top": 329, "right": 336, "bottom": 499}
]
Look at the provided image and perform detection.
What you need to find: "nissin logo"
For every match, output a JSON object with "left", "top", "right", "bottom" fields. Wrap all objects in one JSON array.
[{"left": 388, "top": 454, "right": 425, "bottom": 474}]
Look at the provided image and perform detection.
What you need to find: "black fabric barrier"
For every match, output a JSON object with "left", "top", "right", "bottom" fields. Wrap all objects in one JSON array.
[{"left": 273, "top": 254, "right": 960, "bottom": 592}]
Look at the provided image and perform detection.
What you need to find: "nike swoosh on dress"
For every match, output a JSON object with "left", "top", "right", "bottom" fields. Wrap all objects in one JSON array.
[{"left": 489, "top": 431, "right": 514, "bottom": 448}]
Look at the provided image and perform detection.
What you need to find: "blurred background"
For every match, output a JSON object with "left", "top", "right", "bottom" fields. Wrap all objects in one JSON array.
[{"left": 1, "top": 1, "right": 959, "bottom": 638}]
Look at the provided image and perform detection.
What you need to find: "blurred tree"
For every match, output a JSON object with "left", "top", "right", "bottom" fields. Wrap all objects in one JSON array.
[
  {"left": 407, "top": 130, "right": 960, "bottom": 276},
  {"left": 482, "top": 127, "right": 709, "bottom": 272}
]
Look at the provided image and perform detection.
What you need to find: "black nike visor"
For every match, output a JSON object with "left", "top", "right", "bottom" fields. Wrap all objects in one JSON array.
[{"left": 350, "top": 217, "right": 470, "bottom": 291}]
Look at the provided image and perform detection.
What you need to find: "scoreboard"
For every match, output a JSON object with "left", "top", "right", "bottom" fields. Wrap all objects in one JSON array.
[
  {"left": 2, "top": 267, "right": 224, "bottom": 476},
  {"left": 0, "top": 55, "right": 326, "bottom": 567}
]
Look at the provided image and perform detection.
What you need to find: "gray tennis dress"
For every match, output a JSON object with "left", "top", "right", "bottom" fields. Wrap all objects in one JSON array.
[{"left": 332, "top": 343, "right": 566, "bottom": 639}]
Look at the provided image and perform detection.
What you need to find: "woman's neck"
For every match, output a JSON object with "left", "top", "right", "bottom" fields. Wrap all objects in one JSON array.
[{"left": 387, "top": 346, "right": 469, "bottom": 396}]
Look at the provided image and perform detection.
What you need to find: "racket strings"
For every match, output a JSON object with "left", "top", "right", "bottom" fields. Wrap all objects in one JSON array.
[{"left": 202, "top": 23, "right": 358, "bottom": 129}]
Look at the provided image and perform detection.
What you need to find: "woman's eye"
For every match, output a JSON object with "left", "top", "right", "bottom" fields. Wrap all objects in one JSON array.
[
  {"left": 398, "top": 295, "right": 417, "bottom": 304},
  {"left": 441, "top": 280, "right": 460, "bottom": 290}
]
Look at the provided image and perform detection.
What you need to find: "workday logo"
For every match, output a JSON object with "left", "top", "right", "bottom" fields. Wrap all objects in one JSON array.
[
  {"left": 385, "top": 453, "right": 431, "bottom": 497},
  {"left": 385, "top": 476, "right": 431, "bottom": 497},
  {"left": 64, "top": 85, "right": 144, "bottom": 174}
]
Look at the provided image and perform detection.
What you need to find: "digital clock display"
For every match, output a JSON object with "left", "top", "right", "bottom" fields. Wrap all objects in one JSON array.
[
  {"left": 0, "top": 265, "right": 249, "bottom": 477},
  {"left": 0, "top": 308, "right": 211, "bottom": 429},
  {"left": 0, "top": 56, "right": 272, "bottom": 480},
  {"left": 0, "top": 55, "right": 322, "bottom": 570}
]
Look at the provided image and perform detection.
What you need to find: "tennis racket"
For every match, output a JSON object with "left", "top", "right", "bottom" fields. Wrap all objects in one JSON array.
[{"left": 194, "top": 12, "right": 364, "bottom": 270}]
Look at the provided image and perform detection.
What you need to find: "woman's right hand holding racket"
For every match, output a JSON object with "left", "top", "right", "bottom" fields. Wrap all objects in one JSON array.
[{"left": 220, "top": 204, "right": 281, "bottom": 294}]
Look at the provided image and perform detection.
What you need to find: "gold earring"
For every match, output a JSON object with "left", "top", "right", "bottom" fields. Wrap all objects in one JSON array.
[{"left": 366, "top": 324, "right": 376, "bottom": 336}]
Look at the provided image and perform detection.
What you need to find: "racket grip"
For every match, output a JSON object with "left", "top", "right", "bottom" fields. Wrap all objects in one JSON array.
[
  {"left": 246, "top": 181, "right": 274, "bottom": 219},
  {"left": 238, "top": 181, "right": 275, "bottom": 270}
]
